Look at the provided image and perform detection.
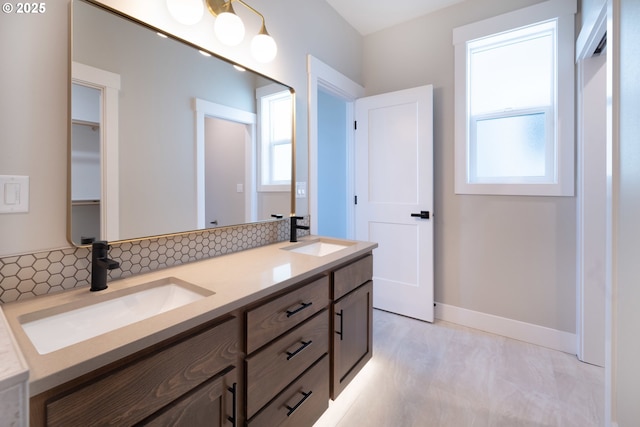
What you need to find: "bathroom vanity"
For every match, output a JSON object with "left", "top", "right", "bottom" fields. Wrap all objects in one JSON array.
[{"left": 1, "top": 236, "right": 376, "bottom": 426}]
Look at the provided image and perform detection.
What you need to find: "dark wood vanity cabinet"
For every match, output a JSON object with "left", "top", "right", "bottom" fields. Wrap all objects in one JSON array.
[
  {"left": 331, "top": 254, "right": 374, "bottom": 399},
  {"left": 30, "top": 315, "right": 241, "bottom": 427}
]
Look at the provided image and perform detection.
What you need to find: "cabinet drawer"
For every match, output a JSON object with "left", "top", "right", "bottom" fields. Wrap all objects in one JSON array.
[
  {"left": 246, "top": 310, "right": 329, "bottom": 418},
  {"left": 333, "top": 254, "right": 373, "bottom": 300},
  {"left": 46, "top": 316, "right": 239, "bottom": 427},
  {"left": 248, "top": 355, "right": 329, "bottom": 427},
  {"left": 246, "top": 276, "right": 329, "bottom": 354}
]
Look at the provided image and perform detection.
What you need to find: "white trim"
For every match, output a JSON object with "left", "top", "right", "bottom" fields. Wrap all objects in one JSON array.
[
  {"left": 307, "top": 55, "right": 364, "bottom": 237},
  {"left": 435, "top": 302, "right": 577, "bottom": 354},
  {"left": 452, "top": 0, "right": 576, "bottom": 44},
  {"left": 576, "top": 1, "right": 607, "bottom": 61},
  {"left": 576, "top": 54, "right": 607, "bottom": 367},
  {"left": 72, "top": 61, "right": 121, "bottom": 241},
  {"left": 194, "top": 98, "right": 256, "bottom": 228},
  {"left": 604, "top": 1, "right": 617, "bottom": 424}
]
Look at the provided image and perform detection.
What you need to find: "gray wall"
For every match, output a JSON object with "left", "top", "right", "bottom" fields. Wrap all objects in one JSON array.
[
  {"left": 362, "top": 0, "right": 577, "bottom": 333},
  {"left": 0, "top": 0, "right": 362, "bottom": 257}
]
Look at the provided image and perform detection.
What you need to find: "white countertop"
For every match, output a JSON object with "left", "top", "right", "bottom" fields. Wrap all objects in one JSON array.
[{"left": 1, "top": 236, "right": 376, "bottom": 396}]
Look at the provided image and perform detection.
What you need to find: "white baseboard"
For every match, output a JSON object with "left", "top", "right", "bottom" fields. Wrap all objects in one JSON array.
[{"left": 435, "top": 303, "right": 577, "bottom": 354}]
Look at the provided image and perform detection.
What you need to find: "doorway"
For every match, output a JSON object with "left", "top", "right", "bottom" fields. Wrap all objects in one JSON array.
[
  {"left": 317, "top": 89, "right": 349, "bottom": 238},
  {"left": 204, "top": 117, "right": 250, "bottom": 228}
]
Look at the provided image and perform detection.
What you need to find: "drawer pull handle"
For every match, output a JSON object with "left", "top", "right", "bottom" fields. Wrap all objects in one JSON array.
[
  {"left": 335, "top": 309, "right": 344, "bottom": 341},
  {"left": 286, "top": 340, "right": 313, "bottom": 360},
  {"left": 227, "top": 382, "right": 237, "bottom": 427},
  {"left": 286, "top": 301, "right": 313, "bottom": 317},
  {"left": 286, "top": 390, "right": 313, "bottom": 416}
]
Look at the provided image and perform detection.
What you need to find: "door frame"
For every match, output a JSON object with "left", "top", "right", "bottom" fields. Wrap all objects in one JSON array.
[
  {"left": 71, "top": 62, "right": 121, "bottom": 242},
  {"left": 575, "top": 1, "right": 607, "bottom": 366},
  {"left": 307, "top": 55, "right": 364, "bottom": 237},
  {"left": 194, "top": 98, "right": 256, "bottom": 228}
]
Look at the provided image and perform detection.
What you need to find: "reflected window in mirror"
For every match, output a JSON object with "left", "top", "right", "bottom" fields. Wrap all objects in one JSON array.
[{"left": 257, "top": 85, "right": 292, "bottom": 192}]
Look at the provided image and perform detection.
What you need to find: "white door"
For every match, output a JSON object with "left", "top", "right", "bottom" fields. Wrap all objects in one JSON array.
[{"left": 355, "top": 85, "right": 434, "bottom": 322}]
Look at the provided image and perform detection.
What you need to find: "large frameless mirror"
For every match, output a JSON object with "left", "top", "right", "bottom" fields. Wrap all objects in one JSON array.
[{"left": 69, "top": 0, "right": 294, "bottom": 245}]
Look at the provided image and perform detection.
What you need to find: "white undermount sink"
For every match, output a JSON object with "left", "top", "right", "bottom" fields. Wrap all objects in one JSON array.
[
  {"left": 20, "top": 277, "right": 213, "bottom": 355},
  {"left": 283, "top": 238, "right": 354, "bottom": 257}
]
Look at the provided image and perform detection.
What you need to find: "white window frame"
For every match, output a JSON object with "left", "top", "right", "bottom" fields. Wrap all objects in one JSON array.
[
  {"left": 256, "top": 84, "right": 293, "bottom": 192},
  {"left": 453, "top": 0, "right": 576, "bottom": 196}
]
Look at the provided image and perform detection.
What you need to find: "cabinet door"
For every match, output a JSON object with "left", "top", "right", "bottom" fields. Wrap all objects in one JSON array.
[
  {"left": 139, "top": 368, "right": 238, "bottom": 427},
  {"left": 331, "top": 281, "right": 373, "bottom": 399}
]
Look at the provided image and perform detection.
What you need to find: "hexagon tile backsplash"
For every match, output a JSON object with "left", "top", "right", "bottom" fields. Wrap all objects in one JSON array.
[{"left": 0, "top": 218, "right": 305, "bottom": 304}]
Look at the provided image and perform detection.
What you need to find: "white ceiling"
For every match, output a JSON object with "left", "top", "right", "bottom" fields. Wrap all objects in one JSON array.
[{"left": 324, "top": 0, "right": 466, "bottom": 35}]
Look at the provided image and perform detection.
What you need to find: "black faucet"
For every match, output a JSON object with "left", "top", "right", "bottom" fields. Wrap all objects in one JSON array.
[
  {"left": 290, "top": 216, "right": 310, "bottom": 243},
  {"left": 91, "top": 241, "right": 120, "bottom": 291}
]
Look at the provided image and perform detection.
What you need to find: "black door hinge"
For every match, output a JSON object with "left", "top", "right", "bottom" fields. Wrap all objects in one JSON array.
[
  {"left": 354, "top": 195, "right": 358, "bottom": 205},
  {"left": 354, "top": 121, "right": 357, "bottom": 130}
]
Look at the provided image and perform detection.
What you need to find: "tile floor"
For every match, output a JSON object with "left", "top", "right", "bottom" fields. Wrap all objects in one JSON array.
[{"left": 315, "top": 309, "right": 604, "bottom": 427}]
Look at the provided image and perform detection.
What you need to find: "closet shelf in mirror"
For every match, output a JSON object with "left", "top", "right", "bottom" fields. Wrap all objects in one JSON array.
[{"left": 72, "top": 200, "right": 100, "bottom": 206}]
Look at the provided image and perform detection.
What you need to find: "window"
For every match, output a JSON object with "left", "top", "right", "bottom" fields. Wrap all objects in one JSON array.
[
  {"left": 257, "top": 84, "right": 293, "bottom": 191},
  {"left": 454, "top": 0, "right": 576, "bottom": 196}
]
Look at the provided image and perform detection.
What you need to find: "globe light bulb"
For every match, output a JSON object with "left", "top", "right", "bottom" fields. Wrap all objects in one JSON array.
[
  {"left": 166, "top": 0, "right": 204, "bottom": 25},
  {"left": 251, "top": 33, "right": 277, "bottom": 63},
  {"left": 214, "top": 12, "right": 245, "bottom": 46}
]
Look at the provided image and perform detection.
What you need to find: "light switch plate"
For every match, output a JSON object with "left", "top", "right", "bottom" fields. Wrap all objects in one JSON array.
[
  {"left": 296, "top": 182, "right": 307, "bottom": 199},
  {"left": 0, "top": 175, "right": 29, "bottom": 213}
]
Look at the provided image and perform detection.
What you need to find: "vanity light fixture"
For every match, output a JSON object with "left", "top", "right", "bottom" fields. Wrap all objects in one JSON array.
[
  {"left": 166, "top": 0, "right": 277, "bottom": 63},
  {"left": 207, "top": 0, "right": 278, "bottom": 63}
]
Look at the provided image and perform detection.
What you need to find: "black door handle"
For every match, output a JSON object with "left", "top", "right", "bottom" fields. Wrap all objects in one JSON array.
[{"left": 410, "top": 211, "right": 430, "bottom": 219}]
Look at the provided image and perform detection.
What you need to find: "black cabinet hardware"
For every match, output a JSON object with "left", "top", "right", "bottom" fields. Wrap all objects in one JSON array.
[
  {"left": 286, "top": 340, "right": 313, "bottom": 360},
  {"left": 335, "top": 309, "right": 344, "bottom": 341},
  {"left": 227, "top": 382, "right": 237, "bottom": 427},
  {"left": 286, "top": 302, "right": 313, "bottom": 317},
  {"left": 286, "top": 391, "right": 313, "bottom": 417}
]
